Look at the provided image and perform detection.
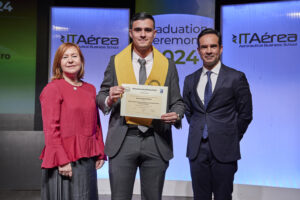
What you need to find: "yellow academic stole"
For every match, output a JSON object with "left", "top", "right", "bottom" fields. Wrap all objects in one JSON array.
[{"left": 114, "top": 44, "right": 169, "bottom": 126}]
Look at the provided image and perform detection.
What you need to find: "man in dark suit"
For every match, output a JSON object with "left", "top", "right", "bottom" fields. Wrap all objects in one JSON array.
[
  {"left": 96, "top": 12, "right": 185, "bottom": 200},
  {"left": 183, "top": 28, "right": 252, "bottom": 200}
]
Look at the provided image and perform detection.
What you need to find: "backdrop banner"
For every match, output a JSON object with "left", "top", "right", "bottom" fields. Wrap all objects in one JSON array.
[
  {"left": 221, "top": 1, "right": 300, "bottom": 189},
  {"left": 50, "top": 7, "right": 130, "bottom": 178}
]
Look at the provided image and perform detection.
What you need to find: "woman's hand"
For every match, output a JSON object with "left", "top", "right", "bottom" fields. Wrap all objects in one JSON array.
[
  {"left": 95, "top": 159, "right": 105, "bottom": 170},
  {"left": 58, "top": 163, "right": 72, "bottom": 178}
]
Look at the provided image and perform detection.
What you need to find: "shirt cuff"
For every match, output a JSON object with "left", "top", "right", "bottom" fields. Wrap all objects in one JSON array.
[{"left": 105, "top": 96, "right": 111, "bottom": 108}]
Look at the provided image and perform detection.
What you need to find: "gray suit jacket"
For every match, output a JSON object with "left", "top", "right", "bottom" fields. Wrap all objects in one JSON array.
[{"left": 96, "top": 54, "right": 185, "bottom": 161}]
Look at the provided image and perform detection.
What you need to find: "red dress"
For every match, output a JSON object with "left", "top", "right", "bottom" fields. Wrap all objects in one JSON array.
[{"left": 39, "top": 79, "right": 106, "bottom": 168}]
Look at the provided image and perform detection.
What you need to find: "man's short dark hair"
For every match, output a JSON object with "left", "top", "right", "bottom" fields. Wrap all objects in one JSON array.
[
  {"left": 130, "top": 12, "right": 155, "bottom": 29},
  {"left": 197, "top": 28, "right": 222, "bottom": 48}
]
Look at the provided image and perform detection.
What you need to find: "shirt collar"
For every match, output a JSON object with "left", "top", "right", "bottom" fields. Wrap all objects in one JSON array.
[
  {"left": 202, "top": 61, "right": 221, "bottom": 75},
  {"left": 132, "top": 50, "right": 153, "bottom": 63}
]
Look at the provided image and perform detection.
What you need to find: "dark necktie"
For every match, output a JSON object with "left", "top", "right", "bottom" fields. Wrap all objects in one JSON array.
[
  {"left": 204, "top": 71, "right": 212, "bottom": 107},
  {"left": 203, "top": 71, "right": 212, "bottom": 139},
  {"left": 138, "top": 58, "right": 147, "bottom": 85},
  {"left": 137, "top": 58, "right": 148, "bottom": 133}
]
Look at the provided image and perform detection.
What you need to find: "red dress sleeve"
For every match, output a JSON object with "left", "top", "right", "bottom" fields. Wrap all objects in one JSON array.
[
  {"left": 39, "top": 83, "right": 70, "bottom": 168},
  {"left": 95, "top": 108, "right": 107, "bottom": 160}
]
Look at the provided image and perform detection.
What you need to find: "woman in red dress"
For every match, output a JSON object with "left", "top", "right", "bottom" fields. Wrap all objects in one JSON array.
[{"left": 40, "top": 43, "right": 106, "bottom": 200}]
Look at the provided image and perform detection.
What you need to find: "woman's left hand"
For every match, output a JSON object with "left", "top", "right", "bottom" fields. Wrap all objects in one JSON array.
[
  {"left": 95, "top": 159, "right": 105, "bottom": 169},
  {"left": 58, "top": 163, "right": 72, "bottom": 178}
]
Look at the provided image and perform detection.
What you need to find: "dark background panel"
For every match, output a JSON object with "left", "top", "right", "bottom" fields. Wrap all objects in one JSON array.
[{"left": 0, "top": 131, "right": 44, "bottom": 189}]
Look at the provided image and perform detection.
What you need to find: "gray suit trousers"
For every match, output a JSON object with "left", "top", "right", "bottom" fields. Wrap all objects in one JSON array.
[{"left": 109, "top": 129, "right": 169, "bottom": 200}]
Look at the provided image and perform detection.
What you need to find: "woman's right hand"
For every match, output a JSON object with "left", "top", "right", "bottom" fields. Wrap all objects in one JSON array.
[{"left": 58, "top": 163, "right": 72, "bottom": 178}]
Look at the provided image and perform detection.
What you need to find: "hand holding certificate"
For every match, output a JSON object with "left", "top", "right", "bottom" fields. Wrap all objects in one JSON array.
[{"left": 120, "top": 84, "right": 168, "bottom": 119}]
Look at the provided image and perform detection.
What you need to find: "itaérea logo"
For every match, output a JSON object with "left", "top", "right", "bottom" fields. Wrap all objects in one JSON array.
[
  {"left": 60, "top": 34, "right": 119, "bottom": 49},
  {"left": 232, "top": 32, "right": 297, "bottom": 48}
]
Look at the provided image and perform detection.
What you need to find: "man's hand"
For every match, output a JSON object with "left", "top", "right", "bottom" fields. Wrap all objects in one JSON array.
[
  {"left": 107, "top": 86, "right": 125, "bottom": 107},
  {"left": 58, "top": 163, "right": 72, "bottom": 178},
  {"left": 161, "top": 112, "right": 180, "bottom": 124}
]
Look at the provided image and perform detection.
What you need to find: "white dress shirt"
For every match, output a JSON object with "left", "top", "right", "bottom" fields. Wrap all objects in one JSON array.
[
  {"left": 197, "top": 61, "right": 221, "bottom": 105},
  {"left": 132, "top": 50, "right": 153, "bottom": 83}
]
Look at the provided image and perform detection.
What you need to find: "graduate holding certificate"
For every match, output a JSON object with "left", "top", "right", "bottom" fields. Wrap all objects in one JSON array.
[{"left": 96, "top": 12, "right": 185, "bottom": 200}]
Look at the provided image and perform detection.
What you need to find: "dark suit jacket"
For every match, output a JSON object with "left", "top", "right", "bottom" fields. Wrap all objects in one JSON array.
[
  {"left": 183, "top": 64, "right": 252, "bottom": 162},
  {"left": 96, "top": 54, "right": 185, "bottom": 161}
]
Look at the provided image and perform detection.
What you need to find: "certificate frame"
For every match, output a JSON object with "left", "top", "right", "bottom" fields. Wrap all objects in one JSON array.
[{"left": 120, "top": 84, "right": 168, "bottom": 119}]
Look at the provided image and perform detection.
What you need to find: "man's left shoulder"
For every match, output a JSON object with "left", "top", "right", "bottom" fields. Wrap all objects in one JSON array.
[{"left": 222, "top": 64, "right": 245, "bottom": 77}]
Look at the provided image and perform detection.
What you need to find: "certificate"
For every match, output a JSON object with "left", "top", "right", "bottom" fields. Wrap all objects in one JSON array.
[{"left": 120, "top": 84, "right": 168, "bottom": 119}]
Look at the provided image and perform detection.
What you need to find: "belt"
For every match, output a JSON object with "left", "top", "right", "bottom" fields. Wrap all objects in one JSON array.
[{"left": 126, "top": 126, "right": 154, "bottom": 137}]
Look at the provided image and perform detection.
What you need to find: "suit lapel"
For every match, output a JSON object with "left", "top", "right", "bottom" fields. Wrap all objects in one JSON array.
[
  {"left": 193, "top": 68, "right": 205, "bottom": 109},
  {"left": 208, "top": 64, "right": 226, "bottom": 106}
]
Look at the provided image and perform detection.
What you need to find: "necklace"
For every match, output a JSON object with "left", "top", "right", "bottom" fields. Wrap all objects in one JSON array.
[
  {"left": 72, "top": 82, "right": 82, "bottom": 91},
  {"left": 63, "top": 78, "right": 82, "bottom": 91}
]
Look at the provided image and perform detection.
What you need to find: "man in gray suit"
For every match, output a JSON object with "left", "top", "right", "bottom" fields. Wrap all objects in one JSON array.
[{"left": 97, "top": 12, "right": 185, "bottom": 200}]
